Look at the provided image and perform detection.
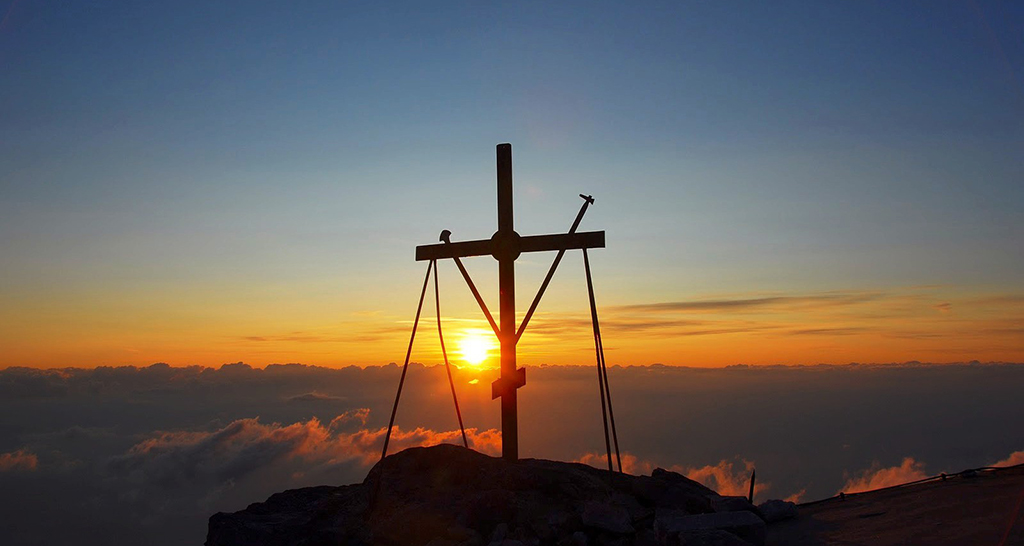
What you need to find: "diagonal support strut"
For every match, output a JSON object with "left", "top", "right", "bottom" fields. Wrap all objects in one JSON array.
[
  {"left": 439, "top": 230, "right": 501, "bottom": 339},
  {"left": 516, "top": 194, "right": 595, "bottom": 343}
]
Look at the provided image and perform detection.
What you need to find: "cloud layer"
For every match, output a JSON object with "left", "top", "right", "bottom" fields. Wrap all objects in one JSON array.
[{"left": 1, "top": 362, "right": 1022, "bottom": 545}]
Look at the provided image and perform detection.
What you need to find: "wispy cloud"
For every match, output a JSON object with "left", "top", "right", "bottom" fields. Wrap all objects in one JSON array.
[
  {"left": 235, "top": 323, "right": 418, "bottom": 346},
  {"left": 524, "top": 315, "right": 775, "bottom": 339},
  {"left": 575, "top": 452, "right": 768, "bottom": 497},
  {"left": 841, "top": 457, "right": 927, "bottom": 494},
  {"left": 239, "top": 332, "right": 351, "bottom": 344},
  {"left": 682, "top": 459, "right": 768, "bottom": 498},
  {"left": 524, "top": 290, "right": 933, "bottom": 342},
  {"left": 0, "top": 449, "right": 38, "bottom": 472},
  {"left": 784, "top": 489, "right": 806, "bottom": 503},
  {"left": 285, "top": 391, "right": 348, "bottom": 403},
  {"left": 614, "top": 292, "right": 884, "bottom": 314},
  {"left": 992, "top": 450, "right": 1024, "bottom": 467},
  {"left": 328, "top": 408, "right": 370, "bottom": 430},
  {"left": 576, "top": 452, "right": 655, "bottom": 475},
  {"left": 785, "top": 327, "right": 871, "bottom": 336},
  {"left": 517, "top": 289, "right": 1024, "bottom": 364},
  {"left": 973, "top": 295, "right": 1024, "bottom": 307}
]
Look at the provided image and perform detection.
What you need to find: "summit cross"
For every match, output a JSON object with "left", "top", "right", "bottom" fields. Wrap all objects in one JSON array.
[{"left": 415, "top": 143, "right": 605, "bottom": 462}]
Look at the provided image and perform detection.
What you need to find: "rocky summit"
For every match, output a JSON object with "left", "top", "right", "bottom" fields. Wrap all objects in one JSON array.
[{"left": 206, "top": 444, "right": 796, "bottom": 546}]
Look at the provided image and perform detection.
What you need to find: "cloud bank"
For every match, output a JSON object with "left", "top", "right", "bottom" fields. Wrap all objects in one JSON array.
[{"left": 1, "top": 362, "right": 1022, "bottom": 545}]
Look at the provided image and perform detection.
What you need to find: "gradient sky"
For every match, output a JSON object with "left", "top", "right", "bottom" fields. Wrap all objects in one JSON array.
[{"left": 2, "top": 1, "right": 1022, "bottom": 368}]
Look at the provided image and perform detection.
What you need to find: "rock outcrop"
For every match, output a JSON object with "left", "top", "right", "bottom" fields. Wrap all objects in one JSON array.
[{"left": 206, "top": 444, "right": 794, "bottom": 546}]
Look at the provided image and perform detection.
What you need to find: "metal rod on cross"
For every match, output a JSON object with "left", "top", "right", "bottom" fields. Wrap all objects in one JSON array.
[{"left": 415, "top": 143, "right": 606, "bottom": 461}]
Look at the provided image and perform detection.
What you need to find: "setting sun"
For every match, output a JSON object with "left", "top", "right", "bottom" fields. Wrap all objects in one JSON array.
[{"left": 457, "top": 330, "right": 497, "bottom": 367}]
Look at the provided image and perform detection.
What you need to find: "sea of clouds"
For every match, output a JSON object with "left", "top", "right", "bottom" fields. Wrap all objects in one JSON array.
[{"left": 1, "top": 362, "right": 1022, "bottom": 545}]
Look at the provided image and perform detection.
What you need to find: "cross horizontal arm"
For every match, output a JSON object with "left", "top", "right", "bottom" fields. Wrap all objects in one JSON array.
[
  {"left": 415, "top": 231, "right": 605, "bottom": 261},
  {"left": 416, "top": 239, "right": 492, "bottom": 261},
  {"left": 519, "top": 231, "right": 605, "bottom": 254}
]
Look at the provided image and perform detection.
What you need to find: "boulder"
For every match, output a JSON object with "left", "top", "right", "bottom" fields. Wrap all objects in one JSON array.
[
  {"left": 711, "top": 495, "right": 764, "bottom": 521},
  {"left": 581, "top": 500, "right": 634, "bottom": 534},
  {"left": 756, "top": 499, "right": 798, "bottom": 523},
  {"left": 206, "top": 445, "right": 777, "bottom": 546},
  {"left": 654, "top": 509, "right": 766, "bottom": 546},
  {"left": 678, "top": 529, "right": 755, "bottom": 546}
]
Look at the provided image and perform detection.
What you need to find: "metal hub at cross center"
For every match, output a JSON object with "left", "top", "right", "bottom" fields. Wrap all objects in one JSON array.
[{"left": 415, "top": 143, "right": 605, "bottom": 461}]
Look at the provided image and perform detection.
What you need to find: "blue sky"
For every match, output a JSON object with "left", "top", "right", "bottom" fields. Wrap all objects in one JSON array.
[{"left": 1, "top": 1, "right": 1022, "bottom": 367}]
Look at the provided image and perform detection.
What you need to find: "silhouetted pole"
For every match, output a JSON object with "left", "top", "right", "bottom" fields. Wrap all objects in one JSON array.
[{"left": 496, "top": 144, "right": 519, "bottom": 462}]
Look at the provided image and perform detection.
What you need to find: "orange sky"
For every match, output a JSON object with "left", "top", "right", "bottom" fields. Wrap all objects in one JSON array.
[{"left": 3, "top": 276, "right": 1021, "bottom": 368}]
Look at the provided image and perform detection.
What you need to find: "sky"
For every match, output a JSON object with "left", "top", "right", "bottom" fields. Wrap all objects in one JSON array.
[
  {"left": 2, "top": 1, "right": 1023, "bottom": 368},
  {"left": 1, "top": 4, "right": 1023, "bottom": 542},
  {"left": 1, "top": 362, "right": 1022, "bottom": 545}
]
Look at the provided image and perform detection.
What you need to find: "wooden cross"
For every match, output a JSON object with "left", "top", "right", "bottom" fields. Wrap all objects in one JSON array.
[{"left": 415, "top": 143, "right": 605, "bottom": 461}]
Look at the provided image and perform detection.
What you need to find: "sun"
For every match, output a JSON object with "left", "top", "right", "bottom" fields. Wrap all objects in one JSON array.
[{"left": 457, "top": 330, "right": 497, "bottom": 367}]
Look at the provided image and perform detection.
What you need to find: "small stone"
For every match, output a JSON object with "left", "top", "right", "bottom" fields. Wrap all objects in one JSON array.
[
  {"left": 610, "top": 492, "right": 648, "bottom": 521},
  {"left": 633, "top": 529, "right": 659, "bottom": 546},
  {"left": 655, "top": 509, "right": 766, "bottom": 546},
  {"left": 491, "top": 522, "right": 509, "bottom": 543},
  {"left": 678, "top": 529, "right": 753, "bottom": 546},
  {"left": 529, "top": 517, "right": 555, "bottom": 541},
  {"left": 594, "top": 536, "right": 632, "bottom": 546},
  {"left": 448, "top": 525, "right": 477, "bottom": 541},
  {"left": 581, "top": 501, "right": 634, "bottom": 534},
  {"left": 458, "top": 535, "right": 484, "bottom": 546},
  {"left": 547, "top": 512, "right": 569, "bottom": 528},
  {"left": 661, "top": 485, "right": 714, "bottom": 514}
]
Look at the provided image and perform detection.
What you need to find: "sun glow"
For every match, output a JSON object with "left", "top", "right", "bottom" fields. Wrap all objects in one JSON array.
[{"left": 457, "top": 330, "right": 497, "bottom": 367}]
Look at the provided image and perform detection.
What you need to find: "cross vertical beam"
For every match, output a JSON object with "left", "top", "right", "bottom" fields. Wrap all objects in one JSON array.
[{"left": 496, "top": 144, "right": 518, "bottom": 462}]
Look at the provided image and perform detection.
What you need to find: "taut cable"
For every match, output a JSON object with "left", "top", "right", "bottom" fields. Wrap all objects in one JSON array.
[
  {"left": 584, "top": 248, "right": 622, "bottom": 473},
  {"left": 372, "top": 260, "right": 433, "bottom": 506},
  {"left": 434, "top": 260, "right": 468, "bottom": 448}
]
